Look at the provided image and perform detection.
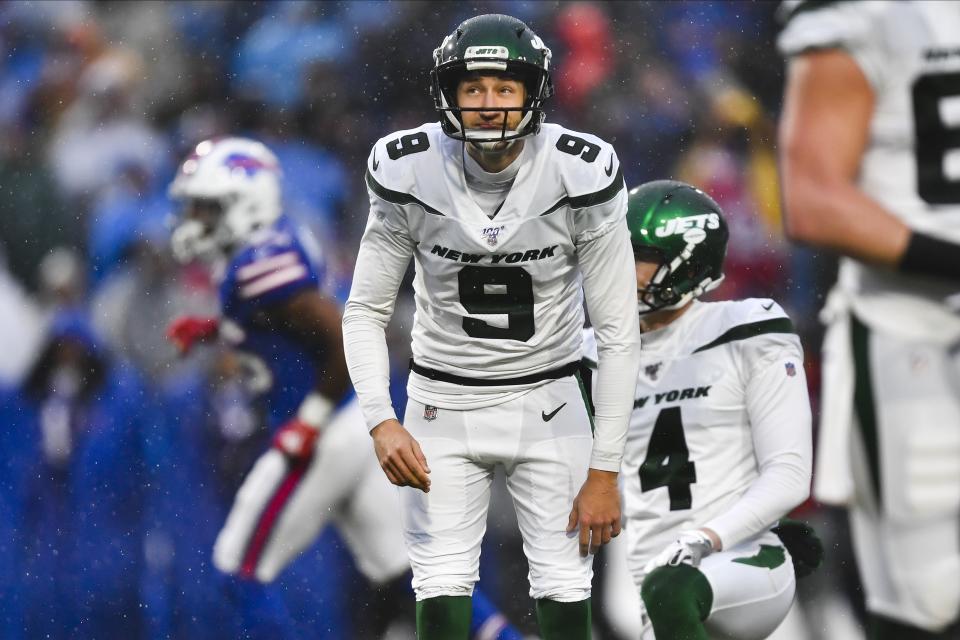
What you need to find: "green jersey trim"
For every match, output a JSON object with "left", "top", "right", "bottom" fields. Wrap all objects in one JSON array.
[
  {"left": 851, "top": 313, "right": 881, "bottom": 507},
  {"left": 732, "top": 544, "right": 787, "bottom": 570},
  {"left": 575, "top": 370, "right": 595, "bottom": 434},
  {"left": 538, "top": 166, "right": 625, "bottom": 217},
  {"left": 692, "top": 317, "right": 796, "bottom": 354},
  {"left": 365, "top": 169, "right": 445, "bottom": 216}
]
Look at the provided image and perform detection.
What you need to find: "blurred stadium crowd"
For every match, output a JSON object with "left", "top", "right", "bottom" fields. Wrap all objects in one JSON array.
[{"left": 0, "top": 1, "right": 852, "bottom": 638}]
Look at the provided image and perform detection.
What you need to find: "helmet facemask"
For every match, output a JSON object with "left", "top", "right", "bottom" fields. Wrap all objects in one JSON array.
[
  {"left": 635, "top": 243, "right": 725, "bottom": 315},
  {"left": 432, "top": 64, "right": 549, "bottom": 149},
  {"left": 169, "top": 198, "right": 226, "bottom": 263}
]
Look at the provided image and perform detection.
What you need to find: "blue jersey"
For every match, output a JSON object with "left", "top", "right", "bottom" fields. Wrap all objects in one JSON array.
[{"left": 219, "top": 216, "right": 335, "bottom": 426}]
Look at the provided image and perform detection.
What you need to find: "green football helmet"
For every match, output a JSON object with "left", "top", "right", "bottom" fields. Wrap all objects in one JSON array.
[
  {"left": 627, "top": 180, "right": 729, "bottom": 314},
  {"left": 430, "top": 14, "right": 553, "bottom": 143}
]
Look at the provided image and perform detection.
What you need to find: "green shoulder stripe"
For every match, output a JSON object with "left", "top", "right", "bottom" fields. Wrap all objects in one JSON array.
[
  {"left": 569, "top": 166, "right": 625, "bottom": 209},
  {"left": 693, "top": 317, "right": 795, "bottom": 354},
  {"left": 539, "top": 166, "right": 625, "bottom": 216},
  {"left": 365, "top": 169, "right": 445, "bottom": 216}
]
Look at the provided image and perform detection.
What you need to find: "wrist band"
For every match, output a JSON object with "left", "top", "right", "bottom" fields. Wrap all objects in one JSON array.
[
  {"left": 297, "top": 392, "right": 334, "bottom": 429},
  {"left": 899, "top": 232, "right": 960, "bottom": 282}
]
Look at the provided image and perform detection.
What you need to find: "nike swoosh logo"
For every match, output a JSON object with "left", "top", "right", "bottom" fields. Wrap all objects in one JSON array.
[
  {"left": 762, "top": 302, "right": 774, "bottom": 311},
  {"left": 542, "top": 402, "right": 567, "bottom": 422},
  {"left": 372, "top": 147, "right": 379, "bottom": 171},
  {"left": 604, "top": 154, "right": 614, "bottom": 177}
]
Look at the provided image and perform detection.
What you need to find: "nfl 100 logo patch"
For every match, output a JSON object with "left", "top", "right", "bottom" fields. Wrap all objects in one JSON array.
[
  {"left": 645, "top": 362, "right": 662, "bottom": 380},
  {"left": 785, "top": 362, "right": 796, "bottom": 377},
  {"left": 423, "top": 405, "right": 439, "bottom": 421},
  {"left": 481, "top": 225, "right": 505, "bottom": 247}
]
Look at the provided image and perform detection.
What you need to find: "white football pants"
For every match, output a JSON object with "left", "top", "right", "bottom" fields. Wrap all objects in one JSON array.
[{"left": 400, "top": 375, "right": 595, "bottom": 602}]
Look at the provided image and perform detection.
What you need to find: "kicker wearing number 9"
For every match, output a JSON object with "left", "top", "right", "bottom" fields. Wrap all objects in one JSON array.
[{"left": 342, "top": 13, "right": 642, "bottom": 640}]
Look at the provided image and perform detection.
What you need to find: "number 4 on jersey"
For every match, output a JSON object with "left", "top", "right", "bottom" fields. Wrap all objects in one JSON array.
[{"left": 639, "top": 406, "right": 697, "bottom": 511}]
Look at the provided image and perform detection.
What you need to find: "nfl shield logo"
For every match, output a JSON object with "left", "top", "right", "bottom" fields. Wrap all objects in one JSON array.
[
  {"left": 785, "top": 362, "right": 796, "bottom": 377},
  {"left": 423, "top": 405, "right": 438, "bottom": 421}
]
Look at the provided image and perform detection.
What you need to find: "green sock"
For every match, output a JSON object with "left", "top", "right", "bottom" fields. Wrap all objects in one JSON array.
[
  {"left": 641, "top": 564, "right": 713, "bottom": 640},
  {"left": 869, "top": 613, "right": 960, "bottom": 640},
  {"left": 416, "top": 595, "right": 471, "bottom": 640},
  {"left": 535, "top": 597, "right": 592, "bottom": 640}
]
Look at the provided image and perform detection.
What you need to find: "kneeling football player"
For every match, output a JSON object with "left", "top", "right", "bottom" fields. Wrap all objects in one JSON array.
[{"left": 583, "top": 180, "right": 822, "bottom": 639}]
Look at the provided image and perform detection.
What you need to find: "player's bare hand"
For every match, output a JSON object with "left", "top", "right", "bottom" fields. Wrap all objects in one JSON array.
[
  {"left": 371, "top": 419, "right": 431, "bottom": 492},
  {"left": 567, "top": 469, "right": 621, "bottom": 556}
]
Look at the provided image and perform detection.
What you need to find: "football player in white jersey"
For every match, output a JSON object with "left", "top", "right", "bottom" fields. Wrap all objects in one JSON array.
[
  {"left": 778, "top": 1, "right": 960, "bottom": 637},
  {"left": 583, "top": 180, "right": 816, "bottom": 640},
  {"left": 166, "top": 137, "right": 528, "bottom": 640},
  {"left": 342, "top": 13, "right": 642, "bottom": 640}
]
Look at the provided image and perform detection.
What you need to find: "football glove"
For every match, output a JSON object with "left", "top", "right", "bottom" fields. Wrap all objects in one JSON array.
[
  {"left": 772, "top": 518, "right": 824, "bottom": 579},
  {"left": 272, "top": 418, "right": 320, "bottom": 462},
  {"left": 644, "top": 529, "right": 714, "bottom": 574},
  {"left": 166, "top": 316, "right": 220, "bottom": 355}
]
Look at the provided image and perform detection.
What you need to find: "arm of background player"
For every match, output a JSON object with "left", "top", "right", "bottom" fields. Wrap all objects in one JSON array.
[
  {"left": 342, "top": 210, "right": 415, "bottom": 431},
  {"left": 701, "top": 341, "right": 813, "bottom": 550},
  {"left": 578, "top": 221, "right": 643, "bottom": 473},
  {"left": 778, "top": 48, "right": 910, "bottom": 265},
  {"left": 255, "top": 288, "right": 351, "bottom": 409}
]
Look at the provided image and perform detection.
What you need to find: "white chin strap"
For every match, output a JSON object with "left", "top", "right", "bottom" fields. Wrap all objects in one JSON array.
[{"left": 467, "top": 136, "right": 519, "bottom": 153}]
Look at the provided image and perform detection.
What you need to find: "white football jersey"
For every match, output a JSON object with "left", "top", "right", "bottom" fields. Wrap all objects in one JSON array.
[
  {"left": 779, "top": 1, "right": 960, "bottom": 343},
  {"left": 365, "top": 122, "right": 627, "bottom": 407},
  {"left": 585, "top": 299, "right": 811, "bottom": 575}
]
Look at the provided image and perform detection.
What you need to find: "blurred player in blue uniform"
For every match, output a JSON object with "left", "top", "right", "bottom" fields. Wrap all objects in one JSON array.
[
  {"left": 0, "top": 310, "right": 149, "bottom": 639},
  {"left": 166, "top": 136, "right": 525, "bottom": 639}
]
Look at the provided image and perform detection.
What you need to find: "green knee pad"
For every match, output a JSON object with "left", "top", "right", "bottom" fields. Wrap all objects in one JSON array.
[
  {"left": 641, "top": 564, "right": 714, "bottom": 640},
  {"left": 416, "top": 595, "right": 471, "bottom": 640},
  {"left": 535, "top": 597, "right": 592, "bottom": 640}
]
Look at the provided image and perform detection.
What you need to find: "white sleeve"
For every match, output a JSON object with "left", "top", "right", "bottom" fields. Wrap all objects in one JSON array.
[
  {"left": 342, "top": 201, "right": 415, "bottom": 431},
  {"left": 777, "top": 1, "right": 887, "bottom": 90},
  {"left": 578, "top": 218, "right": 643, "bottom": 472},
  {"left": 702, "top": 337, "right": 813, "bottom": 549},
  {"left": 571, "top": 146, "right": 626, "bottom": 245}
]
